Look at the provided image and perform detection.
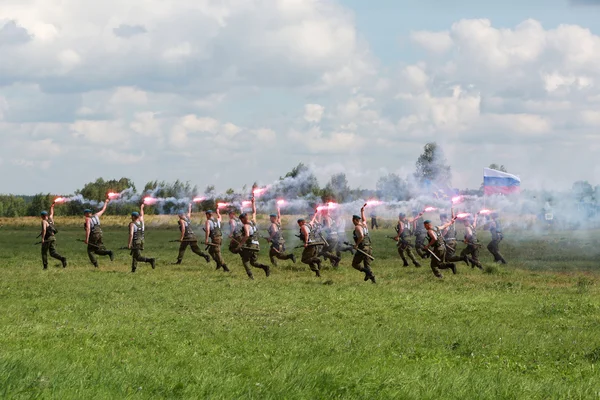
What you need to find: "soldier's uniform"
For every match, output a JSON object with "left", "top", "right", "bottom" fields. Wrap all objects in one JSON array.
[
  {"left": 487, "top": 216, "right": 506, "bottom": 264},
  {"left": 176, "top": 217, "right": 210, "bottom": 264},
  {"left": 267, "top": 220, "right": 295, "bottom": 266},
  {"left": 130, "top": 219, "right": 155, "bottom": 272},
  {"left": 316, "top": 219, "right": 341, "bottom": 267},
  {"left": 351, "top": 222, "right": 375, "bottom": 283},
  {"left": 460, "top": 221, "right": 483, "bottom": 269},
  {"left": 334, "top": 218, "right": 354, "bottom": 257},
  {"left": 228, "top": 217, "right": 243, "bottom": 254},
  {"left": 426, "top": 225, "right": 456, "bottom": 278},
  {"left": 86, "top": 214, "right": 114, "bottom": 267},
  {"left": 396, "top": 218, "right": 421, "bottom": 267},
  {"left": 41, "top": 216, "right": 67, "bottom": 269},
  {"left": 207, "top": 216, "right": 229, "bottom": 271},
  {"left": 440, "top": 219, "right": 467, "bottom": 265},
  {"left": 413, "top": 217, "right": 429, "bottom": 259},
  {"left": 299, "top": 222, "right": 322, "bottom": 276},
  {"left": 238, "top": 221, "right": 270, "bottom": 279}
]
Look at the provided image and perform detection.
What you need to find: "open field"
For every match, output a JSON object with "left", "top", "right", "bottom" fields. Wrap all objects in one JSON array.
[{"left": 1, "top": 222, "right": 600, "bottom": 399}]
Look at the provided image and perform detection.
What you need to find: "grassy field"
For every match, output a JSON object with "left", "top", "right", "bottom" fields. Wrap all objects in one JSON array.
[{"left": 1, "top": 219, "right": 600, "bottom": 399}]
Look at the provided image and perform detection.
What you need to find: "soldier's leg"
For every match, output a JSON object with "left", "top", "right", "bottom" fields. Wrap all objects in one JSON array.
[
  {"left": 41, "top": 242, "right": 49, "bottom": 269},
  {"left": 208, "top": 242, "right": 226, "bottom": 270},
  {"left": 240, "top": 251, "right": 254, "bottom": 279},
  {"left": 430, "top": 257, "right": 443, "bottom": 278},
  {"left": 248, "top": 251, "right": 270, "bottom": 277},
  {"left": 49, "top": 241, "right": 67, "bottom": 268},
  {"left": 405, "top": 247, "right": 421, "bottom": 267},
  {"left": 176, "top": 242, "right": 188, "bottom": 263},
  {"left": 190, "top": 242, "right": 210, "bottom": 263},
  {"left": 92, "top": 238, "right": 113, "bottom": 260},
  {"left": 302, "top": 247, "right": 321, "bottom": 276},
  {"left": 361, "top": 248, "right": 375, "bottom": 283},
  {"left": 352, "top": 252, "right": 374, "bottom": 282},
  {"left": 495, "top": 240, "right": 507, "bottom": 264},
  {"left": 471, "top": 247, "right": 483, "bottom": 269},
  {"left": 397, "top": 246, "right": 409, "bottom": 266},
  {"left": 269, "top": 247, "right": 278, "bottom": 266},
  {"left": 87, "top": 245, "right": 99, "bottom": 267}
]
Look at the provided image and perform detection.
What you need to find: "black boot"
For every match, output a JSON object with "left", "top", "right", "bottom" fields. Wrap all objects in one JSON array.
[
  {"left": 61, "top": 258, "right": 67, "bottom": 268},
  {"left": 247, "top": 271, "right": 254, "bottom": 280},
  {"left": 109, "top": 251, "right": 115, "bottom": 262},
  {"left": 262, "top": 264, "right": 270, "bottom": 277},
  {"left": 43, "top": 264, "right": 48, "bottom": 270},
  {"left": 150, "top": 258, "right": 156, "bottom": 269},
  {"left": 222, "top": 264, "right": 230, "bottom": 272},
  {"left": 414, "top": 261, "right": 421, "bottom": 268},
  {"left": 402, "top": 261, "right": 409, "bottom": 267},
  {"left": 291, "top": 254, "right": 297, "bottom": 264},
  {"left": 449, "top": 263, "right": 457, "bottom": 274},
  {"left": 203, "top": 254, "right": 210, "bottom": 263}
]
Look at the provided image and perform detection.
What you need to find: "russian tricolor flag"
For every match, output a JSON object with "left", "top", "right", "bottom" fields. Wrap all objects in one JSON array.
[{"left": 483, "top": 168, "right": 521, "bottom": 195}]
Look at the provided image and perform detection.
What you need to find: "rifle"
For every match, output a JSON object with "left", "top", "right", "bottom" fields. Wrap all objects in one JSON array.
[
  {"left": 294, "top": 242, "right": 326, "bottom": 249},
  {"left": 425, "top": 247, "right": 441, "bottom": 262},
  {"left": 343, "top": 242, "right": 375, "bottom": 260},
  {"left": 76, "top": 239, "right": 101, "bottom": 249},
  {"left": 169, "top": 239, "right": 198, "bottom": 243},
  {"left": 33, "top": 241, "right": 42, "bottom": 246}
]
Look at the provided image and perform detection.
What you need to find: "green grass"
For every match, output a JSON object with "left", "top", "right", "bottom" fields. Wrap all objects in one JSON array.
[{"left": 1, "top": 225, "right": 600, "bottom": 399}]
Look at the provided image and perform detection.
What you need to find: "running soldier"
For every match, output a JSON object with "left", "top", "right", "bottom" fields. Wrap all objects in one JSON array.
[
  {"left": 333, "top": 212, "right": 354, "bottom": 257},
  {"left": 174, "top": 203, "right": 210, "bottom": 265},
  {"left": 266, "top": 205, "right": 296, "bottom": 266},
  {"left": 440, "top": 212, "right": 469, "bottom": 265},
  {"left": 351, "top": 204, "right": 376, "bottom": 283},
  {"left": 320, "top": 211, "right": 344, "bottom": 267},
  {"left": 40, "top": 201, "right": 67, "bottom": 270},
  {"left": 460, "top": 214, "right": 483, "bottom": 270},
  {"left": 228, "top": 210, "right": 243, "bottom": 255},
  {"left": 234, "top": 196, "right": 270, "bottom": 279},
  {"left": 316, "top": 211, "right": 341, "bottom": 267},
  {"left": 412, "top": 210, "right": 429, "bottom": 259},
  {"left": 204, "top": 208, "right": 230, "bottom": 272},
  {"left": 486, "top": 212, "right": 507, "bottom": 264},
  {"left": 393, "top": 212, "right": 423, "bottom": 267},
  {"left": 84, "top": 198, "right": 114, "bottom": 268},
  {"left": 298, "top": 210, "right": 323, "bottom": 277},
  {"left": 127, "top": 204, "right": 156, "bottom": 273},
  {"left": 423, "top": 218, "right": 458, "bottom": 278}
]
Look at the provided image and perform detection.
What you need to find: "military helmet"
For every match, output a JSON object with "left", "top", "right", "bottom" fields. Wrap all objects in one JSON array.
[
  {"left": 297, "top": 218, "right": 305, "bottom": 223},
  {"left": 40, "top": 211, "right": 48, "bottom": 216},
  {"left": 398, "top": 212, "right": 406, "bottom": 218},
  {"left": 131, "top": 212, "right": 140, "bottom": 217},
  {"left": 269, "top": 214, "right": 277, "bottom": 218},
  {"left": 423, "top": 220, "right": 432, "bottom": 225},
  {"left": 352, "top": 215, "right": 361, "bottom": 220},
  {"left": 84, "top": 209, "right": 92, "bottom": 214},
  {"left": 205, "top": 210, "right": 213, "bottom": 214}
]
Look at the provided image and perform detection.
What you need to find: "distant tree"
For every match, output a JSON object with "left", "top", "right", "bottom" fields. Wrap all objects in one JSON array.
[
  {"left": 376, "top": 173, "right": 409, "bottom": 201},
  {"left": 414, "top": 142, "right": 452, "bottom": 188},
  {"left": 77, "top": 178, "right": 136, "bottom": 202},
  {"left": 573, "top": 181, "right": 594, "bottom": 202},
  {"left": 26, "top": 193, "right": 54, "bottom": 216},
  {"left": 322, "top": 173, "right": 351, "bottom": 202},
  {"left": 276, "top": 163, "right": 320, "bottom": 199}
]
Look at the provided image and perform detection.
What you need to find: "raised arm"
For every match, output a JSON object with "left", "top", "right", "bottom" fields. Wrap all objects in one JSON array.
[
  {"left": 309, "top": 208, "right": 319, "bottom": 226},
  {"left": 360, "top": 204, "right": 367, "bottom": 223},
  {"left": 277, "top": 205, "right": 281, "bottom": 224},
  {"left": 251, "top": 196, "right": 257, "bottom": 223},
  {"left": 408, "top": 211, "right": 424, "bottom": 223},
  {"left": 49, "top": 203, "right": 55, "bottom": 220},
  {"left": 95, "top": 198, "right": 110, "bottom": 218},
  {"left": 437, "top": 216, "right": 457, "bottom": 232},
  {"left": 216, "top": 205, "right": 222, "bottom": 223},
  {"left": 187, "top": 203, "right": 192, "bottom": 220},
  {"left": 473, "top": 213, "right": 479, "bottom": 228},
  {"left": 139, "top": 203, "right": 145, "bottom": 221}
]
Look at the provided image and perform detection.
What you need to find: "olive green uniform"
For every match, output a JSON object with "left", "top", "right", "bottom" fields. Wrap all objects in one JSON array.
[
  {"left": 413, "top": 220, "right": 428, "bottom": 259},
  {"left": 207, "top": 217, "right": 229, "bottom": 271},
  {"left": 441, "top": 224, "right": 467, "bottom": 264},
  {"left": 238, "top": 221, "right": 270, "bottom": 279},
  {"left": 396, "top": 221, "right": 420, "bottom": 267},
  {"left": 41, "top": 218, "right": 66, "bottom": 269},
  {"left": 176, "top": 218, "right": 210, "bottom": 264},
  {"left": 487, "top": 219, "right": 506, "bottom": 264},
  {"left": 317, "top": 221, "right": 341, "bottom": 267},
  {"left": 87, "top": 215, "right": 114, "bottom": 267},
  {"left": 130, "top": 220, "right": 155, "bottom": 272},
  {"left": 299, "top": 224, "right": 322, "bottom": 276},
  {"left": 460, "top": 224, "right": 483, "bottom": 269},
  {"left": 228, "top": 218, "right": 243, "bottom": 255},
  {"left": 426, "top": 229, "right": 456, "bottom": 278},
  {"left": 267, "top": 222, "right": 294, "bottom": 266},
  {"left": 351, "top": 225, "right": 375, "bottom": 282}
]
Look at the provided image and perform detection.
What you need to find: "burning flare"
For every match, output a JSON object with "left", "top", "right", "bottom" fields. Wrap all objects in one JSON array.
[
  {"left": 327, "top": 202, "right": 338, "bottom": 209},
  {"left": 192, "top": 197, "right": 205, "bottom": 203},
  {"left": 217, "top": 202, "right": 231, "bottom": 209},
  {"left": 143, "top": 197, "right": 158, "bottom": 206},
  {"left": 107, "top": 192, "right": 119, "bottom": 200},
  {"left": 241, "top": 201, "right": 252, "bottom": 208},
  {"left": 456, "top": 213, "right": 471, "bottom": 219},
  {"left": 424, "top": 207, "right": 437, "bottom": 212},
  {"left": 252, "top": 188, "right": 267, "bottom": 197},
  {"left": 54, "top": 197, "right": 67, "bottom": 204},
  {"left": 451, "top": 196, "right": 463, "bottom": 204},
  {"left": 277, "top": 199, "right": 286, "bottom": 206},
  {"left": 366, "top": 200, "right": 382, "bottom": 207},
  {"left": 479, "top": 209, "right": 492, "bottom": 215}
]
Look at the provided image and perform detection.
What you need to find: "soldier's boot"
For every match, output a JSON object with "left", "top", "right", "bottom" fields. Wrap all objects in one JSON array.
[
  {"left": 400, "top": 255, "right": 409, "bottom": 267},
  {"left": 290, "top": 254, "right": 297, "bottom": 264},
  {"left": 150, "top": 258, "right": 156, "bottom": 269},
  {"left": 43, "top": 263, "right": 48, "bottom": 270},
  {"left": 131, "top": 262, "right": 136, "bottom": 273},
  {"left": 462, "top": 255, "right": 470, "bottom": 266},
  {"left": 222, "top": 264, "right": 230, "bottom": 272},
  {"left": 261, "top": 264, "right": 271, "bottom": 277},
  {"left": 364, "top": 268, "right": 376, "bottom": 283},
  {"left": 174, "top": 259, "right": 183, "bottom": 265},
  {"left": 313, "top": 268, "right": 321, "bottom": 277},
  {"left": 448, "top": 263, "right": 457, "bottom": 275},
  {"left": 108, "top": 251, "right": 115, "bottom": 262},
  {"left": 93, "top": 262, "right": 99, "bottom": 268},
  {"left": 246, "top": 269, "right": 254, "bottom": 280},
  {"left": 202, "top": 254, "right": 210, "bottom": 263},
  {"left": 332, "top": 255, "right": 341, "bottom": 268},
  {"left": 61, "top": 257, "right": 67, "bottom": 268}
]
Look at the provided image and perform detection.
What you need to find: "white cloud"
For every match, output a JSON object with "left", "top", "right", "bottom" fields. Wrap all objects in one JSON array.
[
  {"left": 410, "top": 30, "right": 453, "bottom": 54},
  {"left": 304, "top": 104, "right": 324, "bottom": 122}
]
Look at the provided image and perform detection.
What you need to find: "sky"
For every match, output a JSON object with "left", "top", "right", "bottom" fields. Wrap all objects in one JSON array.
[{"left": 2, "top": 0, "right": 600, "bottom": 195}]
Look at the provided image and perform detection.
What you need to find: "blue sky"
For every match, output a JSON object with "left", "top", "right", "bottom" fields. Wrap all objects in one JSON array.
[{"left": 2, "top": 0, "right": 600, "bottom": 195}]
